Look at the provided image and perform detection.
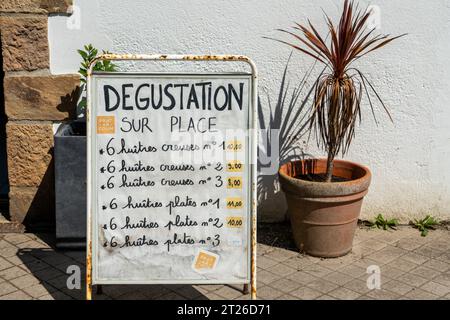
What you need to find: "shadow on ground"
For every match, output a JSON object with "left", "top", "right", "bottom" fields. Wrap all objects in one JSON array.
[{"left": 16, "top": 228, "right": 273, "bottom": 300}]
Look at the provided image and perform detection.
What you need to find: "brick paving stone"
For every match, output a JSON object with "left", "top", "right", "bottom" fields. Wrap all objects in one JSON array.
[
  {"left": 19, "top": 259, "right": 49, "bottom": 273},
  {"left": 323, "top": 271, "right": 354, "bottom": 286},
  {"left": 351, "top": 257, "right": 380, "bottom": 270},
  {"left": 306, "top": 278, "right": 339, "bottom": 294},
  {"left": 214, "top": 286, "right": 243, "bottom": 299},
  {"left": 367, "top": 246, "right": 408, "bottom": 264},
  {"left": 255, "top": 285, "right": 283, "bottom": 299},
  {"left": 6, "top": 253, "right": 39, "bottom": 266},
  {"left": 380, "top": 265, "right": 406, "bottom": 280},
  {"left": 420, "top": 281, "right": 450, "bottom": 297},
  {"left": 0, "top": 281, "right": 17, "bottom": 297},
  {"left": 353, "top": 229, "right": 376, "bottom": 242},
  {"left": 45, "top": 274, "right": 69, "bottom": 290},
  {"left": 191, "top": 285, "right": 210, "bottom": 296},
  {"left": 290, "top": 286, "right": 322, "bottom": 300},
  {"left": 0, "top": 257, "right": 13, "bottom": 271},
  {"left": 263, "top": 248, "right": 297, "bottom": 262},
  {"left": 140, "top": 285, "right": 171, "bottom": 299},
  {"left": 23, "top": 283, "right": 56, "bottom": 298},
  {"left": 0, "top": 266, "right": 28, "bottom": 280},
  {"left": 343, "top": 278, "right": 372, "bottom": 295},
  {"left": 0, "top": 239, "right": 13, "bottom": 249},
  {"left": 396, "top": 272, "right": 428, "bottom": 287},
  {"left": 233, "top": 294, "right": 251, "bottom": 300},
  {"left": 0, "top": 246, "right": 18, "bottom": 258},
  {"left": 339, "top": 264, "right": 367, "bottom": 278},
  {"left": 381, "top": 279, "right": 414, "bottom": 296},
  {"left": 422, "top": 259, "right": 449, "bottom": 272},
  {"left": 40, "top": 253, "right": 75, "bottom": 266},
  {"left": 365, "top": 288, "right": 400, "bottom": 300},
  {"left": 404, "top": 288, "right": 439, "bottom": 300},
  {"left": 433, "top": 272, "right": 450, "bottom": 287},
  {"left": 316, "top": 294, "right": 337, "bottom": 300},
  {"left": 9, "top": 274, "right": 40, "bottom": 289},
  {"left": 269, "top": 278, "right": 302, "bottom": 293},
  {"left": 266, "top": 263, "right": 296, "bottom": 277},
  {"left": 119, "top": 291, "right": 149, "bottom": 300},
  {"left": 204, "top": 292, "right": 224, "bottom": 300},
  {"left": 257, "top": 256, "right": 279, "bottom": 269},
  {"left": 303, "top": 263, "right": 333, "bottom": 278},
  {"left": 282, "top": 255, "right": 314, "bottom": 270},
  {"left": 316, "top": 257, "right": 352, "bottom": 271},
  {"left": 197, "top": 284, "right": 224, "bottom": 292},
  {"left": 176, "top": 285, "right": 204, "bottom": 299},
  {"left": 376, "top": 232, "right": 406, "bottom": 244},
  {"left": 15, "top": 240, "right": 46, "bottom": 250},
  {"left": 385, "top": 257, "right": 419, "bottom": 272},
  {"left": 436, "top": 251, "right": 450, "bottom": 263},
  {"left": 0, "top": 290, "right": 32, "bottom": 300},
  {"left": 360, "top": 239, "right": 388, "bottom": 251},
  {"left": 63, "top": 251, "right": 86, "bottom": 262},
  {"left": 33, "top": 267, "right": 64, "bottom": 281},
  {"left": 285, "top": 271, "right": 318, "bottom": 285},
  {"left": 401, "top": 252, "right": 429, "bottom": 265},
  {"left": 409, "top": 265, "right": 441, "bottom": 280},
  {"left": 257, "top": 244, "right": 273, "bottom": 255},
  {"left": 414, "top": 246, "right": 445, "bottom": 259},
  {"left": 3, "top": 234, "right": 31, "bottom": 245},
  {"left": 38, "top": 291, "right": 72, "bottom": 300},
  {"left": 257, "top": 269, "right": 282, "bottom": 285},
  {"left": 393, "top": 238, "right": 425, "bottom": 251},
  {"left": 349, "top": 245, "right": 373, "bottom": 257},
  {"left": 278, "top": 294, "right": 298, "bottom": 300},
  {"left": 328, "top": 287, "right": 361, "bottom": 300}
]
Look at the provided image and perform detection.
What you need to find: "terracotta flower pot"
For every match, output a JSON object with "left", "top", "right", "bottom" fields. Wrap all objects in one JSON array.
[{"left": 279, "top": 159, "right": 371, "bottom": 258}]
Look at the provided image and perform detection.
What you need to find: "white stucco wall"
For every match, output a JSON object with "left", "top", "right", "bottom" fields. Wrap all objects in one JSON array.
[{"left": 48, "top": 0, "right": 450, "bottom": 222}]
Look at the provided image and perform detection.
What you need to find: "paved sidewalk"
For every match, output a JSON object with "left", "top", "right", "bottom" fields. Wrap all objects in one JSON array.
[{"left": 0, "top": 224, "right": 449, "bottom": 300}]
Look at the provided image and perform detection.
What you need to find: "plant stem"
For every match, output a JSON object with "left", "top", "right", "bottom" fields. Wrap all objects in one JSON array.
[{"left": 325, "top": 150, "right": 334, "bottom": 182}]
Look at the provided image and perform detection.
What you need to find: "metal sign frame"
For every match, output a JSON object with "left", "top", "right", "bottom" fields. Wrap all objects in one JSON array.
[{"left": 86, "top": 54, "right": 258, "bottom": 300}]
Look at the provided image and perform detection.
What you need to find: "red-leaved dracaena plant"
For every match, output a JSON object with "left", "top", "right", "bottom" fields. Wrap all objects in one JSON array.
[{"left": 271, "top": 0, "right": 405, "bottom": 181}]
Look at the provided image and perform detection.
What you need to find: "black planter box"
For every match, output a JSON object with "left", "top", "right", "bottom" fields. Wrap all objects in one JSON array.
[{"left": 54, "top": 121, "right": 86, "bottom": 249}]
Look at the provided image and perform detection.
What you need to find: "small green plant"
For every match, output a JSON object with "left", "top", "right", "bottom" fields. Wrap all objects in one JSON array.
[
  {"left": 410, "top": 215, "right": 439, "bottom": 237},
  {"left": 365, "top": 214, "right": 398, "bottom": 230},
  {"left": 78, "top": 44, "right": 117, "bottom": 83}
]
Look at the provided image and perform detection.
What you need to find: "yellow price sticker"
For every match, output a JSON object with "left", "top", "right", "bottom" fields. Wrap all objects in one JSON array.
[
  {"left": 225, "top": 140, "right": 243, "bottom": 152},
  {"left": 226, "top": 216, "right": 244, "bottom": 228},
  {"left": 96, "top": 116, "right": 115, "bottom": 134},
  {"left": 226, "top": 197, "right": 243, "bottom": 209},
  {"left": 226, "top": 160, "right": 244, "bottom": 172},
  {"left": 227, "top": 176, "right": 242, "bottom": 189}
]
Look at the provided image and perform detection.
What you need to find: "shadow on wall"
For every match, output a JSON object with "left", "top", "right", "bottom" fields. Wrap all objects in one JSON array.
[
  {"left": 56, "top": 87, "right": 80, "bottom": 120},
  {"left": 22, "top": 157, "right": 56, "bottom": 231},
  {"left": 257, "top": 55, "right": 315, "bottom": 222},
  {"left": 0, "top": 34, "right": 10, "bottom": 216}
]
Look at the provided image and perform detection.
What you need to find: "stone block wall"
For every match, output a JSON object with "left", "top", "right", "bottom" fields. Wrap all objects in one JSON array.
[{"left": 0, "top": 0, "right": 79, "bottom": 230}]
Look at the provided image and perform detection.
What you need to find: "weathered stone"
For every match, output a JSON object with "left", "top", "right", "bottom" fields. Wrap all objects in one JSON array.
[
  {"left": 6, "top": 122, "right": 54, "bottom": 187},
  {"left": 0, "top": 16, "right": 49, "bottom": 71},
  {"left": 9, "top": 186, "right": 54, "bottom": 228},
  {"left": 0, "top": 0, "right": 72, "bottom": 14},
  {"left": 5, "top": 74, "right": 80, "bottom": 120}
]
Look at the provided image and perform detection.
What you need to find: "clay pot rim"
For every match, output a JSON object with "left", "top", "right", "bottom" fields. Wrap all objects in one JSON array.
[{"left": 278, "top": 158, "right": 371, "bottom": 187}]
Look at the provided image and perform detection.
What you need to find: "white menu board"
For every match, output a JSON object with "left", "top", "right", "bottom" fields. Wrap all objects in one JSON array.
[{"left": 89, "top": 73, "right": 253, "bottom": 284}]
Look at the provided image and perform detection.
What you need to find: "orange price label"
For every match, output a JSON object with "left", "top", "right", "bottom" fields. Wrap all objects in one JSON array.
[
  {"left": 96, "top": 116, "right": 115, "bottom": 134},
  {"left": 226, "top": 197, "right": 243, "bottom": 209}
]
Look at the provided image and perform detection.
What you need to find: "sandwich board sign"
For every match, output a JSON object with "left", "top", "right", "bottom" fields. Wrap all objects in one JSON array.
[{"left": 86, "top": 54, "right": 257, "bottom": 299}]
